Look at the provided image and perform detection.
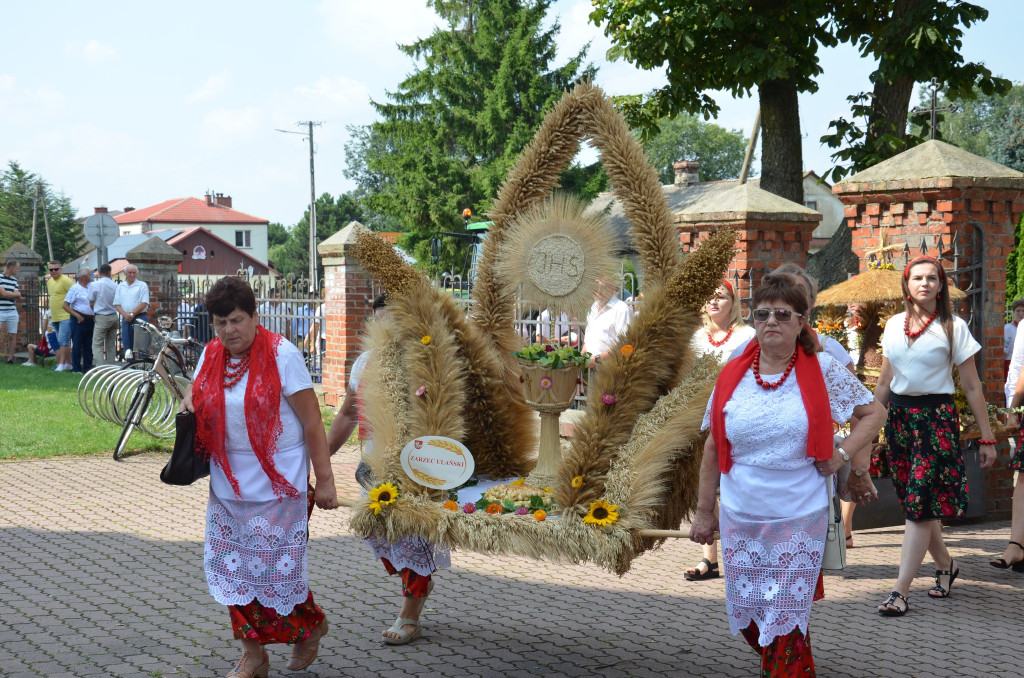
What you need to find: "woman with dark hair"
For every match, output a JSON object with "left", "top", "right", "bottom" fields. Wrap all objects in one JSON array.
[
  {"left": 181, "top": 276, "right": 338, "bottom": 677},
  {"left": 328, "top": 292, "right": 448, "bottom": 645},
  {"left": 692, "top": 272, "right": 884, "bottom": 676},
  {"left": 684, "top": 280, "right": 755, "bottom": 581},
  {"left": 873, "top": 256, "right": 996, "bottom": 616}
]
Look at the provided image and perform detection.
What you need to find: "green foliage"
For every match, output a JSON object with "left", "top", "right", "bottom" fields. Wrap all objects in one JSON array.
[
  {"left": 268, "top": 192, "right": 366, "bottom": 280},
  {"left": 267, "top": 222, "right": 289, "bottom": 249},
  {"left": 512, "top": 342, "right": 590, "bottom": 368},
  {"left": 345, "top": 0, "right": 592, "bottom": 275},
  {"left": 0, "top": 161, "right": 84, "bottom": 263},
  {"left": 821, "top": 1, "right": 1010, "bottom": 182},
  {"left": 558, "top": 160, "right": 610, "bottom": 201},
  {"left": 642, "top": 114, "right": 750, "bottom": 183}
]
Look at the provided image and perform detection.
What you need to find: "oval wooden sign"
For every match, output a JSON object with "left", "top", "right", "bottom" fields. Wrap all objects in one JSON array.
[{"left": 400, "top": 436, "right": 475, "bottom": 490}]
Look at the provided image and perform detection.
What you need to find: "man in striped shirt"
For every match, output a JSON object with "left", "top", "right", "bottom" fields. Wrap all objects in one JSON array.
[{"left": 0, "top": 259, "right": 22, "bottom": 364}]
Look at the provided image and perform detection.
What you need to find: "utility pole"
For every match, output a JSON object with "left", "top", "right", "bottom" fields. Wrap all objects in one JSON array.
[
  {"left": 30, "top": 183, "right": 54, "bottom": 261},
  {"left": 275, "top": 121, "right": 323, "bottom": 293}
]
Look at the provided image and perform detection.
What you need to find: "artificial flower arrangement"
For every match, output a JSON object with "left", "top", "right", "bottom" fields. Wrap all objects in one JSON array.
[
  {"left": 512, "top": 342, "right": 591, "bottom": 369},
  {"left": 866, "top": 259, "right": 896, "bottom": 271}
]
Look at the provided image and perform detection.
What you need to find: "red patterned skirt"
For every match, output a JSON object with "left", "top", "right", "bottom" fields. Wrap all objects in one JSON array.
[{"left": 739, "top": 573, "right": 824, "bottom": 677}]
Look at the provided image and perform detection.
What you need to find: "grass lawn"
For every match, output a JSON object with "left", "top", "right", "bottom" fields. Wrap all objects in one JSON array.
[{"left": 0, "top": 362, "right": 340, "bottom": 459}]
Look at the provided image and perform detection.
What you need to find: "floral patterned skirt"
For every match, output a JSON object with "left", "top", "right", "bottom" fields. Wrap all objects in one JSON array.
[
  {"left": 884, "top": 394, "right": 968, "bottom": 521},
  {"left": 1011, "top": 436, "right": 1024, "bottom": 472}
]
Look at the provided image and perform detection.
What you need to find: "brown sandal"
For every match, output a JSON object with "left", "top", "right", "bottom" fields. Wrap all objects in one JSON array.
[{"left": 286, "top": 619, "right": 328, "bottom": 671}]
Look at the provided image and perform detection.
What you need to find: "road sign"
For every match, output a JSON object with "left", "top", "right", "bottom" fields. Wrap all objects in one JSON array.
[{"left": 83, "top": 213, "right": 119, "bottom": 248}]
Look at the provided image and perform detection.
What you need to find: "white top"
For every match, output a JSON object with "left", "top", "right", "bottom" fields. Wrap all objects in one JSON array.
[
  {"left": 257, "top": 301, "right": 290, "bottom": 336},
  {"left": 702, "top": 352, "right": 873, "bottom": 517},
  {"left": 195, "top": 340, "right": 314, "bottom": 458},
  {"left": 348, "top": 351, "right": 369, "bottom": 392},
  {"left": 113, "top": 279, "right": 150, "bottom": 312},
  {"left": 63, "top": 282, "right": 95, "bottom": 316},
  {"left": 1005, "top": 324, "right": 1024, "bottom": 407},
  {"left": 583, "top": 295, "right": 632, "bottom": 356},
  {"left": 882, "top": 313, "right": 980, "bottom": 395},
  {"left": 690, "top": 323, "right": 756, "bottom": 365},
  {"left": 0, "top": 273, "right": 18, "bottom": 314},
  {"left": 1005, "top": 322, "right": 1017, "bottom": 361},
  {"left": 729, "top": 334, "right": 853, "bottom": 367},
  {"left": 538, "top": 309, "right": 570, "bottom": 342},
  {"left": 89, "top": 277, "right": 118, "bottom": 315}
]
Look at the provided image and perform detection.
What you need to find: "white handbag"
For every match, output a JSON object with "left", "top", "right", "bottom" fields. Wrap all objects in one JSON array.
[{"left": 822, "top": 477, "right": 847, "bottom": 571}]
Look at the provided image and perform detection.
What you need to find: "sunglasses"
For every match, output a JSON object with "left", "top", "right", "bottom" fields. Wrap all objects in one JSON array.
[
  {"left": 49, "top": 268, "right": 60, "bottom": 272},
  {"left": 751, "top": 308, "right": 803, "bottom": 323}
]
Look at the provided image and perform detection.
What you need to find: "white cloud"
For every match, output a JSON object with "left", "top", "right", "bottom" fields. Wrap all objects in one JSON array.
[
  {"left": 65, "top": 39, "right": 117, "bottom": 64},
  {"left": 186, "top": 73, "right": 230, "bottom": 103},
  {"left": 292, "top": 75, "right": 372, "bottom": 116},
  {"left": 200, "top": 107, "right": 264, "bottom": 147},
  {"left": 0, "top": 80, "right": 64, "bottom": 124},
  {"left": 316, "top": 0, "right": 443, "bottom": 52}
]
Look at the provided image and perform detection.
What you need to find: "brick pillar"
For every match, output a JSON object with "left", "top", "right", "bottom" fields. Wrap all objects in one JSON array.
[
  {"left": 125, "top": 237, "right": 184, "bottom": 317},
  {"left": 0, "top": 242, "right": 43, "bottom": 353},
  {"left": 675, "top": 183, "right": 822, "bottom": 311},
  {"left": 832, "top": 139, "right": 1024, "bottom": 520},
  {"left": 318, "top": 222, "right": 374, "bottom": 407}
]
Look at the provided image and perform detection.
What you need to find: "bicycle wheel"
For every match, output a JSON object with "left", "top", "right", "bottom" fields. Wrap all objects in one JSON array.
[{"left": 113, "top": 381, "right": 154, "bottom": 461}]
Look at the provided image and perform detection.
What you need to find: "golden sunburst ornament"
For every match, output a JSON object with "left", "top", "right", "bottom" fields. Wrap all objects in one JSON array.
[
  {"left": 582, "top": 499, "right": 619, "bottom": 527},
  {"left": 495, "top": 193, "right": 618, "bottom": 320},
  {"left": 368, "top": 482, "right": 399, "bottom": 515}
]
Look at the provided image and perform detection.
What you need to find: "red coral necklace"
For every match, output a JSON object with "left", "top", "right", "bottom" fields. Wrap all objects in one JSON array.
[
  {"left": 904, "top": 307, "right": 939, "bottom": 339},
  {"left": 223, "top": 351, "right": 251, "bottom": 389},
  {"left": 707, "top": 325, "right": 734, "bottom": 347},
  {"left": 752, "top": 346, "right": 798, "bottom": 390}
]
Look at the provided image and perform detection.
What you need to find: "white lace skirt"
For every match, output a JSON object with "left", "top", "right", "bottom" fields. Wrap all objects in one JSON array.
[
  {"left": 204, "top": 443, "right": 311, "bottom": 614},
  {"left": 364, "top": 533, "right": 451, "bottom": 576},
  {"left": 719, "top": 504, "right": 827, "bottom": 647}
]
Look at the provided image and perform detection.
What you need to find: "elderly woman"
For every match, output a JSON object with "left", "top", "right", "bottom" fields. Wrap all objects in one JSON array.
[
  {"left": 182, "top": 277, "right": 338, "bottom": 678},
  {"left": 874, "top": 257, "right": 996, "bottom": 615},
  {"left": 684, "top": 280, "right": 756, "bottom": 581},
  {"left": 691, "top": 273, "right": 885, "bottom": 676}
]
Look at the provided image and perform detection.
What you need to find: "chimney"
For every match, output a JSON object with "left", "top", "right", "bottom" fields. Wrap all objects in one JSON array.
[
  {"left": 123, "top": 207, "right": 135, "bottom": 213},
  {"left": 205, "top": 192, "right": 214, "bottom": 206},
  {"left": 94, "top": 207, "right": 108, "bottom": 214},
  {"left": 673, "top": 160, "right": 701, "bottom": 186},
  {"left": 213, "top": 193, "right": 233, "bottom": 208}
]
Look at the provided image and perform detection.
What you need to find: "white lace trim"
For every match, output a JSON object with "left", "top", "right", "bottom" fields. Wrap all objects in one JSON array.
[
  {"left": 702, "top": 352, "right": 873, "bottom": 470},
  {"left": 365, "top": 533, "right": 451, "bottom": 576},
  {"left": 720, "top": 505, "right": 826, "bottom": 647},
  {"left": 204, "top": 497, "right": 309, "bottom": 612}
]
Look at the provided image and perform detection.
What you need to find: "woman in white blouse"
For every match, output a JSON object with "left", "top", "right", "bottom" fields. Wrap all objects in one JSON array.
[
  {"left": 692, "top": 272, "right": 884, "bottom": 676},
  {"left": 684, "top": 281, "right": 755, "bottom": 581},
  {"left": 873, "top": 257, "right": 996, "bottom": 616}
]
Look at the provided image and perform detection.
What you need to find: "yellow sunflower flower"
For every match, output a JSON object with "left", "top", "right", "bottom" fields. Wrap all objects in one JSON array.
[
  {"left": 582, "top": 499, "right": 619, "bottom": 527},
  {"left": 571, "top": 475, "right": 583, "bottom": 488},
  {"left": 368, "top": 482, "right": 399, "bottom": 515}
]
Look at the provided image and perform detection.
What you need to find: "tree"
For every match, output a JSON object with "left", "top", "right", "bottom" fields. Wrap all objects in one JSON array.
[
  {"left": 643, "top": 114, "right": 750, "bottom": 184},
  {"left": 267, "top": 222, "right": 289, "bottom": 249},
  {"left": 269, "top": 192, "right": 365, "bottom": 280},
  {"left": 590, "top": 1, "right": 1007, "bottom": 198},
  {"left": 0, "top": 161, "right": 83, "bottom": 263},
  {"left": 347, "top": 0, "right": 592, "bottom": 274}
]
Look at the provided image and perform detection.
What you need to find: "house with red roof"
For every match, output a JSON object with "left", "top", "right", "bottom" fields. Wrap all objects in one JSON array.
[{"left": 115, "top": 192, "right": 270, "bottom": 264}]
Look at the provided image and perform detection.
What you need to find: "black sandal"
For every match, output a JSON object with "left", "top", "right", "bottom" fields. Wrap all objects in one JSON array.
[
  {"left": 683, "top": 557, "right": 720, "bottom": 581},
  {"left": 927, "top": 558, "right": 959, "bottom": 598},
  {"left": 877, "top": 591, "right": 909, "bottom": 616},
  {"left": 990, "top": 541, "right": 1024, "bottom": 571}
]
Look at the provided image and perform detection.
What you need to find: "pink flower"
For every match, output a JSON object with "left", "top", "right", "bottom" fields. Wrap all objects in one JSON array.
[
  {"left": 601, "top": 393, "right": 616, "bottom": 405},
  {"left": 415, "top": 385, "right": 427, "bottom": 397},
  {"left": 515, "top": 507, "right": 529, "bottom": 515},
  {"left": 462, "top": 503, "right": 476, "bottom": 514},
  {"left": 540, "top": 377, "right": 552, "bottom": 390}
]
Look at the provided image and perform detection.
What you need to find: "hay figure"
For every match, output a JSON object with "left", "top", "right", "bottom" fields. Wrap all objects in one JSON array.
[{"left": 349, "top": 81, "right": 735, "bottom": 575}]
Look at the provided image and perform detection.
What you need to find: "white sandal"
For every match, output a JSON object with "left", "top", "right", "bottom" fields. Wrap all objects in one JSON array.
[{"left": 382, "top": 617, "right": 422, "bottom": 645}]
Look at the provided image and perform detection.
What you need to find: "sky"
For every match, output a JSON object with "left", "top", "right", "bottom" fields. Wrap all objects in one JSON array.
[{"left": 1, "top": 0, "right": 1021, "bottom": 229}]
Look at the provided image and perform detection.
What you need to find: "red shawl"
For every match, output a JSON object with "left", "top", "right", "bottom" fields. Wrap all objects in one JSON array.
[
  {"left": 193, "top": 325, "right": 299, "bottom": 499},
  {"left": 709, "top": 337, "right": 833, "bottom": 474}
]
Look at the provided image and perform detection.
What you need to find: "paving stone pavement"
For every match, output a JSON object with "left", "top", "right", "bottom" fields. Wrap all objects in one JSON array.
[{"left": 0, "top": 446, "right": 1021, "bottom": 678}]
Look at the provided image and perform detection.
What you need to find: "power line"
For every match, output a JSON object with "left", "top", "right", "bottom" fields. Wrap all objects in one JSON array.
[{"left": 276, "top": 121, "right": 323, "bottom": 293}]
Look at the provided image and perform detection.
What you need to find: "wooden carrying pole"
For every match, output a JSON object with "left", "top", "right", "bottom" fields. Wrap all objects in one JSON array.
[
  {"left": 333, "top": 497, "right": 708, "bottom": 539},
  {"left": 739, "top": 109, "right": 761, "bottom": 185}
]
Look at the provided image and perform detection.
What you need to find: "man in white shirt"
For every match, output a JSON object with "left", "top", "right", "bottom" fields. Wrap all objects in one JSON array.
[
  {"left": 113, "top": 264, "right": 150, "bottom": 355},
  {"left": 583, "top": 276, "right": 633, "bottom": 368},
  {"left": 257, "top": 289, "right": 289, "bottom": 337},
  {"left": 1005, "top": 299, "right": 1024, "bottom": 378},
  {"left": 62, "top": 268, "right": 95, "bottom": 373},
  {"left": 90, "top": 264, "right": 120, "bottom": 366}
]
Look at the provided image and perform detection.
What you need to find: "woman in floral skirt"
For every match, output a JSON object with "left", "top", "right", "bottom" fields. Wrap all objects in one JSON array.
[{"left": 874, "top": 256, "right": 996, "bottom": 615}]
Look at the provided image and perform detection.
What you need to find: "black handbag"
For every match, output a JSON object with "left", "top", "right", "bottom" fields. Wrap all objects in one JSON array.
[{"left": 159, "top": 411, "right": 210, "bottom": 485}]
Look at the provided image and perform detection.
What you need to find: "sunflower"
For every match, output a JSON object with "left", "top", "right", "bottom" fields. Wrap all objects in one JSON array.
[
  {"left": 571, "top": 475, "right": 583, "bottom": 488},
  {"left": 582, "top": 499, "right": 619, "bottom": 527},
  {"left": 368, "top": 482, "right": 399, "bottom": 515}
]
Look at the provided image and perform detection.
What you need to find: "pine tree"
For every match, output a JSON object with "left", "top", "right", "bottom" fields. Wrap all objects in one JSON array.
[{"left": 350, "top": 0, "right": 592, "bottom": 274}]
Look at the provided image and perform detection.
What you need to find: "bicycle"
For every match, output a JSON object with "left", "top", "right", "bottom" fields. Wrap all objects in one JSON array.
[{"left": 111, "top": 320, "right": 202, "bottom": 460}]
